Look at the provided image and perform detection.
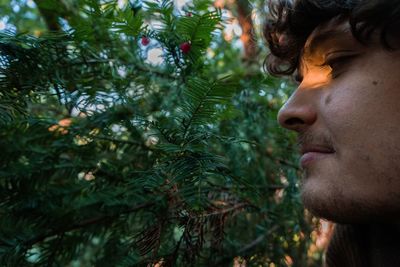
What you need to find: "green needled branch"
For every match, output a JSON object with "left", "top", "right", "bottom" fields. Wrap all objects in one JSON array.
[{"left": 22, "top": 202, "right": 154, "bottom": 248}]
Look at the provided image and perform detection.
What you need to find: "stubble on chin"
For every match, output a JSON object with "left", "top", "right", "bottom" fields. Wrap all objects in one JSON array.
[
  {"left": 299, "top": 174, "right": 400, "bottom": 223},
  {"left": 300, "top": 177, "right": 340, "bottom": 222},
  {"left": 299, "top": 173, "right": 361, "bottom": 223}
]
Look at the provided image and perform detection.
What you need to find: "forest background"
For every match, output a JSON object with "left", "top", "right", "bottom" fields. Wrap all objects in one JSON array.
[{"left": 0, "top": 0, "right": 329, "bottom": 266}]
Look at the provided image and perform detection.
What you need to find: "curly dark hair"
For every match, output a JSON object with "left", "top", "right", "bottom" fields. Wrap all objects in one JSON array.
[{"left": 264, "top": 0, "right": 400, "bottom": 76}]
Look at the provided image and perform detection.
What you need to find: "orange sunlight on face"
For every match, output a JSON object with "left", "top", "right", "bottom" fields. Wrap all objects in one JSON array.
[
  {"left": 278, "top": 18, "right": 400, "bottom": 223},
  {"left": 300, "top": 59, "right": 333, "bottom": 89}
]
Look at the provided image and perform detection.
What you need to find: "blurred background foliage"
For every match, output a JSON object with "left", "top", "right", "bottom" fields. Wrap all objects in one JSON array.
[{"left": 0, "top": 0, "right": 327, "bottom": 266}]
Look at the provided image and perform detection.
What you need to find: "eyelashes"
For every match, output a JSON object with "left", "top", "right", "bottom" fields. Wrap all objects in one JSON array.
[
  {"left": 318, "top": 54, "right": 359, "bottom": 78},
  {"left": 294, "top": 72, "right": 303, "bottom": 83}
]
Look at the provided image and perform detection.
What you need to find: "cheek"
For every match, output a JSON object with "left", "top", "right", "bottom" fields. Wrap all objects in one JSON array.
[
  {"left": 322, "top": 75, "right": 399, "bottom": 146},
  {"left": 321, "top": 77, "right": 400, "bottom": 184},
  {"left": 321, "top": 85, "right": 372, "bottom": 146}
]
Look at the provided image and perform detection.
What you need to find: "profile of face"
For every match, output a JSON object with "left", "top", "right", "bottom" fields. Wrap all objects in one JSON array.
[{"left": 277, "top": 18, "right": 400, "bottom": 223}]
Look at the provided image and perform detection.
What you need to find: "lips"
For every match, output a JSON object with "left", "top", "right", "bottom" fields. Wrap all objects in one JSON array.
[
  {"left": 300, "top": 145, "right": 335, "bottom": 155},
  {"left": 300, "top": 145, "right": 335, "bottom": 168}
]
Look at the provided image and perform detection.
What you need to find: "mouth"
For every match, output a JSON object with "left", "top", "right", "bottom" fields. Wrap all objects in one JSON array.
[{"left": 300, "top": 145, "right": 335, "bottom": 168}]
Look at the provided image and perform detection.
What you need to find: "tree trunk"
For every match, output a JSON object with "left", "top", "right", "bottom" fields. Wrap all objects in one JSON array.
[{"left": 235, "top": 0, "right": 258, "bottom": 62}]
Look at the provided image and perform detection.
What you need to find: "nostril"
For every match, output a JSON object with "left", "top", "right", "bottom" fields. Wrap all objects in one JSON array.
[{"left": 285, "top": 117, "right": 304, "bottom": 126}]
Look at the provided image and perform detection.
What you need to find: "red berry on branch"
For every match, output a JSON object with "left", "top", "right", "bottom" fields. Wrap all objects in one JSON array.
[
  {"left": 179, "top": 42, "right": 191, "bottom": 54},
  {"left": 186, "top": 12, "right": 192, "bottom": 17},
  {"left": 141, "top": 36, "right": 150, "bottom": 46}
]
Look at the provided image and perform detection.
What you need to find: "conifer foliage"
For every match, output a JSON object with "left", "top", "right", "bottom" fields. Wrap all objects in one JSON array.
[{"left": 0, "top": 0, "right": 322, "bottom": 266}]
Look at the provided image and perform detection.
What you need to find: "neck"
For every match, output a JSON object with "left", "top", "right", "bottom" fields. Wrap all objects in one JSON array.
[{"left": 326, "top": 223, "right": 400, "bottom": 267}]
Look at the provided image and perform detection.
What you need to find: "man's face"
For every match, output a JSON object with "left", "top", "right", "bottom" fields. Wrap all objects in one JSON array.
[{"left": 277, "top": 19, "right": 400, "bottom": 223}]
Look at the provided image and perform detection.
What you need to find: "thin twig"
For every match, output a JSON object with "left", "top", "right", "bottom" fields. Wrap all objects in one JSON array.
[
  {"left": 23, "top": 201, "right": 154, "bottom": 248},
  {"left": 46, "top": 233, "right": 64, "bottom": 267},
  {"left": 93, "top": 135, "right": 152, "bottom": 150},
  {"left": 201, "top": 203, "right": 250, "bottom": 218},
  {"left": 238, "top": 225, "right": 279, "bottom": 254}
]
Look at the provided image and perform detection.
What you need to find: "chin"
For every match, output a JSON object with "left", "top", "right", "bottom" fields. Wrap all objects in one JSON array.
[
  {"left": 300, "top": 178, "right": 373, "bottom": 224},
  {"left": 300, "top": 184, "right": 400, "bottom": 224}
]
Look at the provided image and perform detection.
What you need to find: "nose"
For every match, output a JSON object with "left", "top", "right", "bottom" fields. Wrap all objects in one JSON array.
[{"left": 277, "top": 88, "right": 317, "bottom": 132}]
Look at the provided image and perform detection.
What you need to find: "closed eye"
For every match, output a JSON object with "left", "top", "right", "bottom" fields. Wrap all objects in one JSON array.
[{"left": 318, "top": 54, "right": 359, "bottom": 78}]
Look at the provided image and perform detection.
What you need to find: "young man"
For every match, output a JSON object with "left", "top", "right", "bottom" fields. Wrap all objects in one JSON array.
[{"left": 264, "top": 1, "right": 400, "bottom": 266}]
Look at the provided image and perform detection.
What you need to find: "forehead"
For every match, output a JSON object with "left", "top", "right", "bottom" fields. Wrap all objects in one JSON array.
[{"left": 303, "top": 18, "right": 356, "bottom": 58}]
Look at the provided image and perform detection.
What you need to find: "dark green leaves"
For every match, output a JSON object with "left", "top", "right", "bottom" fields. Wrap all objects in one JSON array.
[
  {"left": 176, "top": 10, "right": 222, "bottom": 60},
  {"left": 0, "top": 0, "right": 319, "bottom": 266},
  {"left": 182, "top": 76, "right": 237, "bottom": 127},
  {"left": 113, "top": 8, "right": 144, "bottom": 37}
]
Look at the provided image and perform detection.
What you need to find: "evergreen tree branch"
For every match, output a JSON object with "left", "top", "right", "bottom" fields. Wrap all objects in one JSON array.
[
  {"left": 238, "top": 225, "right": 279, "bottom": 254},
  {"left": 201, "top": 202, "right": 249, "bottom": 217},
  {"left": 93, "top": 135, "right": 153, "bottom": 150},
  {"left": 46, "top": 233, "right": 64, "bottom": 267},
  {"left": 22, "top": 201, "right": 154, "bottom": 248},
  {"left": 69, "top": 59, "right": 176, "bottom": 80}
]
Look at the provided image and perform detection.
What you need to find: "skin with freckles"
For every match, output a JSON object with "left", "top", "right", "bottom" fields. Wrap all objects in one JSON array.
[{"left": 277, "top": 19, "right": 400, "bottom": 223}]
